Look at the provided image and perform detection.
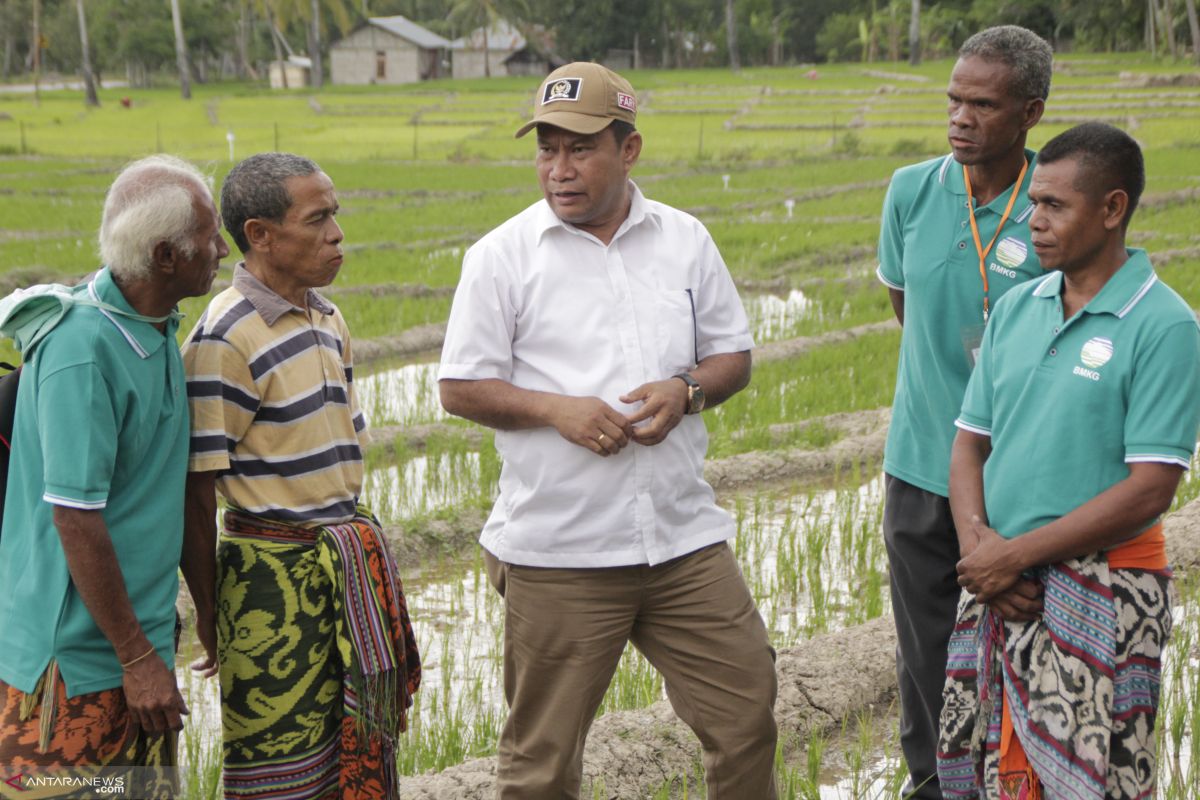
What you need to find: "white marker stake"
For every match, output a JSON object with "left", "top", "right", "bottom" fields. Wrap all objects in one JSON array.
[
  {"left": 226, "top": 130, "right": 235, "bottom": 161},
  {"left": 722, "top": 174, "right": 731, "bottom": 191},
  {"left": 785, "top": 198, "right": 795, "bottom": 218}
]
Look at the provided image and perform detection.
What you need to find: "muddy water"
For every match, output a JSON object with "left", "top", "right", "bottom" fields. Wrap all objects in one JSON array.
[
  {"left": 352, "top": 289, "right": 820, "bottom": 428},
  {"left": 356, "top": 361, "right": 445, "bottom": 427},
  {"left": 176, "top": 475, "right": 889, "bottom": 781},
  {"left": 745, "top": 289, "right": 818, "bottom": 342}
]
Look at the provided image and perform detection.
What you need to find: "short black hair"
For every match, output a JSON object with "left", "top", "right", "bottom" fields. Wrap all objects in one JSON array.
[
  {"left": 608, "top": 120, "right": 637, "bottom": 146},
  {"left": 221, "top": 152, "right": 320, "bottom": 253},
  {"left": 1038, "top": 122, "right": 1145, "bottom": 226}
]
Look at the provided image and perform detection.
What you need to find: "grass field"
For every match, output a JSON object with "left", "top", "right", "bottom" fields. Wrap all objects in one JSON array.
[{"left": 3, "top": 53, "right": 1200, "bottom": 798}]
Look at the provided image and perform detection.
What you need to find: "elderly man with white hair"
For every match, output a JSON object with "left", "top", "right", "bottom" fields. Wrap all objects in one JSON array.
[{"left": 0, "top": 154, "right": 228, "bottom": 785}]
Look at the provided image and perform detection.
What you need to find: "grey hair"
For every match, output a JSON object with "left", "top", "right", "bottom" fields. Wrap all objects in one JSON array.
[
  {"left": 959, "top": 25, "right": 1054, "bottom": 102},
  {"left": 221, "top": 152, "right": 320, "bottom": 253},
  {"left": 99, "top": 155, "right": 213, "bottom": 281}
]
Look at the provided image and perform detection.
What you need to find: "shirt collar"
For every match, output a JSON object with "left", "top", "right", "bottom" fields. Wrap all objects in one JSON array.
[
  {"left": 89, "top": 267, "right": 175, "bottom": 359},
  {"left": 1031, "top": 249, "right": 1158, "bottom": 318},
  {"left": 233, "top": 262, "right": 335, "bottom": 326},
  {"left": 941, "top": 148, "right": 1038, "bottom": 223},
  {"left": 534, "top": 180, "right": 663, "bottom": 244}
]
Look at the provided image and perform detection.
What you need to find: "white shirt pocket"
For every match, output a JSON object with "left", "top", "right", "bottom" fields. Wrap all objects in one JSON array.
[{"left": 655, "top": 289, "right": 698, "bottom": 376}]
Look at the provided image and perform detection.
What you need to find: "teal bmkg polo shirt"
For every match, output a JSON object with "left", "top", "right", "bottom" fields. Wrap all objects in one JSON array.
[
  {"left": 877, "top": 150, "right": 1042, "bottom": 497},
  {"left": 956, "top": 250, "right": 1200, "bottom": 539},
  {"left": 0, "top": 267, "right": 188, "bottom": 697}
]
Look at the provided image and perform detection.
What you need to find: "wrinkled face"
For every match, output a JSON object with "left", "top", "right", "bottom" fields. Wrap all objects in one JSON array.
[
  {"left": 263, "top": 171, "right": 344, "bottom": 290},
  {"left": 175, "top": 186, "right": 229, "bottom": 298},
  {"left": 1027, "top": 157, "right": 1111, "bottom": 274},
  {"left": 946, "top": 57, "right": 1038, "bottom": 167},
  {"left": 536, "top": 124, "right": 640, "bottom": 239}
]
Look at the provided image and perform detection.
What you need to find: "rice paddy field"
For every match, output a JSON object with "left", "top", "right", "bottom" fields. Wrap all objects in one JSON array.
[{"left": 2, "top": 53, "right": 1200, "bottom": 798}]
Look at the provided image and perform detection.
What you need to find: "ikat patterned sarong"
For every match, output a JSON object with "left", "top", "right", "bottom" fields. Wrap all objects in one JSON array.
[
  {"left": 0, "top": 661, "right": 176, "bottom": 799},
  {"left": 217, "top": 509, "right": 420, "bottom": 800},
  {"left": 937, "top": 554, "right": 1171, "bottom": 800}
]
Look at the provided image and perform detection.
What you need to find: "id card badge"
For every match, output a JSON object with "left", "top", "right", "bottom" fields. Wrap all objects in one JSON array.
[{"left": 961, "top": 323, "right": 985, "bottom": 369}]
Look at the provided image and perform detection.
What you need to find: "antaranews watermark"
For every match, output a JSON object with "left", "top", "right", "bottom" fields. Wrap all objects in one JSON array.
[{"left": 1, "top": 766, "right": 179, "bottom": 799}]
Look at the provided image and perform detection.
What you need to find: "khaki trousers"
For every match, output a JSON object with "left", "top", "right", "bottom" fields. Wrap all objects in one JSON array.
[{"left": 484, "top": 542, "right": 778, "bottom": 800}]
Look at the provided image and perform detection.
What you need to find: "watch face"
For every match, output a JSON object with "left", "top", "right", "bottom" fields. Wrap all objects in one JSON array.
[{"left": 689, "top": 385, "right": 706, "bottom": 414}]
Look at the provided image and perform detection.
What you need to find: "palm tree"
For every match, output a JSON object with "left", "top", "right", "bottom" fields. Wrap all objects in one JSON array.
[
  {"left": 1185, "top": 0, "right": 1200, "bottom": 65},
  {"left": 908, "top": 0, "right": 920, "bottom": 66},
  {"left": 725, "top": 0, "right": 740, "bottom": 72},
  {"left": 448, "top": 0, "right": 528, "bottom": 79},
  {"left": 75, "top": 0, "right": 99, "bottom": 106},
  {"left": 170, "top": 0, "right": 192, "bottom": 99},
  {"left": 261, "top": 0, "right": 351, "bottom": 87},
  {"left": 309, "top": 0, "right": 323, "bottom": 88}
]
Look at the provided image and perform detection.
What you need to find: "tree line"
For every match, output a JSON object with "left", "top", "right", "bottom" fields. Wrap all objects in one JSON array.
[{"left": 1, "top": 0, "right": 1197, "bottom": 102}]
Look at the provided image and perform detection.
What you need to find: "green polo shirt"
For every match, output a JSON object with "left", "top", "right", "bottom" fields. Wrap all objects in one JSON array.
[
  {"left": 0, "top": 268, "right": 188, "bottom": 697},
  {"left": 957, "top": 250, "right": 1200, "bottom": 540},
  {"left": 878, "top": 150, "right": 1042, "bottom": 497}
]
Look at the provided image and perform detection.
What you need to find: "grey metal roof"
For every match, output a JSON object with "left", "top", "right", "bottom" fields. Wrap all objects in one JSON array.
[
  {"left": 448, "top": 20, "right": 526, "bottom": 51},
  {"left": 367, "top": 15, "right": 452, "bottom": 50}
]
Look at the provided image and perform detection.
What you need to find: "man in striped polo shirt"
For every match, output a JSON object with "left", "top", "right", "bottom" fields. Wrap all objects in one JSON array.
[
  {"left": 182, "top": 153, "right": 418, "bottom": 800},
  {"left": 940, "top": 123, "right": 1200, "bottom": 799}
]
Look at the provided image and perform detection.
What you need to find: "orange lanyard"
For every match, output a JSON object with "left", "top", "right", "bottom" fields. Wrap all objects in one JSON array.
[{"left": 963, "top": 159, "right": 1027, "bottom": 322}]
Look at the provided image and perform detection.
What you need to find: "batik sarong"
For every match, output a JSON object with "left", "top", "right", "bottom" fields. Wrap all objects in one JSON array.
[
  {"left": 0, "top": 661, "right": 176, "bottom": 799},
  {"left": 217, "top": 508, "right": 420, "bottom": 800},
  {"left": 937, "top": 552, "right": 1171, "bottom": 800}
]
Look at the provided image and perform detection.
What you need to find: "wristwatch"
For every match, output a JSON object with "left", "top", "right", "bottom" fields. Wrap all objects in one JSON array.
[{"left": 673, "top": 372, "right": 706, "bottom": 415}]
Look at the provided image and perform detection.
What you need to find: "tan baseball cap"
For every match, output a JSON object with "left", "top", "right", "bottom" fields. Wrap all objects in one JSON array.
[{"left": 515, "top": 62, "right": 638, "bottom": 139}]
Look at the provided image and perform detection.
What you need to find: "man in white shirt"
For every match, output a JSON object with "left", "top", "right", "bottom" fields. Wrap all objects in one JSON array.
[{"left": 439, "top": 62, "right": 778, "bottom": 799}]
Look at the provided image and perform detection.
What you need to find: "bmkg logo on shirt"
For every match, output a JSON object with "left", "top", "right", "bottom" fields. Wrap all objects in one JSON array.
[
  {"left": 994, "top": 236, "right": 1028, "bottom": 268},
  {"left": 1073, "top": 336, "right": 1114, "bottom": 381}
]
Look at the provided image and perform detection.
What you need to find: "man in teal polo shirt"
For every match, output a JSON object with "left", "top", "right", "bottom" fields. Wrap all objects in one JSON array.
[
  {"left": 0, "top": 155, "right": 228, "bottom": 777},
  {"left": 875, "top": 25, "right": 1053, "bottom": 798},
  {"left": 940, "top": 123, "right": 1199, "bottom": 799}
]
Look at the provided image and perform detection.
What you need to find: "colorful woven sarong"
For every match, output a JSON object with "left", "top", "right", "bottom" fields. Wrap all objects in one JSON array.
[
  {"left": 0, "top": 661, "right": 176, "bottom": 799},
  {"left": 937, "top": 552, "right": 1171, "bottom": 800},
  {"left": 217, "top": 508, "right": 419, "bottom": 800}
]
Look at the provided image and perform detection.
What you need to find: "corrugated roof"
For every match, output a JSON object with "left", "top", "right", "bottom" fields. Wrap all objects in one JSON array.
[
  {"left": 367, "top": 15, "right": 451, "bottom": 49},
  {"left": 449, "top": 19, "right": 526, "bottom": 51}
]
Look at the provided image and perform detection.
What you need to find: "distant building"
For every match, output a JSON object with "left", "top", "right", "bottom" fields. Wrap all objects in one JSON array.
[
  {"left": 269, "top": 56, "right": 311, "bottom": 89},
  {"left": 449, "top": 20, "right": 567, "bottom": 79},
  {"left": 449, "top": 20, "right": 524, "bottom": 79},
  {"left": 330, "top": 16, "right": 451, "bottom": 85},
  {"left": 501, "top": 35, "right": 568, "bottom": 77}
]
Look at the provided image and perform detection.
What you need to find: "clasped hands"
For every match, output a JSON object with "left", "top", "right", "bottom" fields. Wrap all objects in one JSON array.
[
  {"left": 957, "top": 516, "right": 1043, "bottom": 622},
  {"left": 550, "top": 378, "right": 689, "bottom": 456}
]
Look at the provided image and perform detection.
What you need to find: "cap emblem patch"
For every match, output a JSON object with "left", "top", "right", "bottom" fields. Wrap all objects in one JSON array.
[
  {"left": 617, "top": 92, "right": 636, "bottom": 112},
  {"left": 543, "top": 78, "right": 581, "bottom": 104}
]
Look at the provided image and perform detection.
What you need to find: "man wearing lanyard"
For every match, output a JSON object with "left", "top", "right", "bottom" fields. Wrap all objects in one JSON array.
[{"left": 874, "top": 25, "right": 1053, "bottom": 799}]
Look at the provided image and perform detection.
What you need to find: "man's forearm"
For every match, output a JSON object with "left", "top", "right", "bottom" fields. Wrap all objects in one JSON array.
[
  {"left": 1008, "top": 462, "right": 1182, "bottom": 572},
  {"left": 439, "top": 378, "right": 565, "bottom": 430},
  {"left": 181, "top": 471, "right": 219, "bottom": 620},
  {"left": 887, "top": 287, "right": 904, "bottom": 326},
  {"left": 688, "top": 350, "right": 751, "bottom": 410},
  {"left": 53, "top": 506, "right": 152, "bottom": 663},
  {"left": 948, "top": 429, "right": 991, "bottom": 556}
]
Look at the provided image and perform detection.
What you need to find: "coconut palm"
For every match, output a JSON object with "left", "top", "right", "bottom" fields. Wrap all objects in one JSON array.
[
  {"left": 75, "top": 0, "right": 98, "bottom": 106},
  {"left": 447, "top": 0, "right": 529, "bottom": 79},
  {"left": 170, "top": 0, "right": 191, "bottom": 99},
  {"left": 908, "top": 0, "right": 920, "bottom": 65}
]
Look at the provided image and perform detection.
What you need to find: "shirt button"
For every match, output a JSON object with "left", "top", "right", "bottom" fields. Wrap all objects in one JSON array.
[
  {"left": 1053, "top": 327, "right": 1059, "bottom": 334},
  {"left": 1050, "top": 348, "right": 1057, "bottom": 356},
  {"left": 958, "top": 241, "right": 967, "bottom": 249}
]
